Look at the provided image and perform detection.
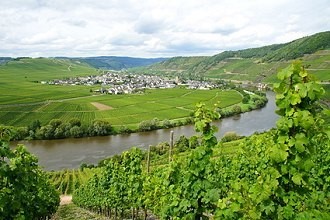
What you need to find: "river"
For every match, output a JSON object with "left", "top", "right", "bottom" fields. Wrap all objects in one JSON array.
[{"left": 13, "top": 92, "right": 279, "bottom": 170}]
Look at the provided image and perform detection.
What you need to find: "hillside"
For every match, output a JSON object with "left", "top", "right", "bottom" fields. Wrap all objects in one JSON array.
[
  {"left": 63, "top": 56, "right": 168, "bottom": 70},
  {"left": 132, "top": 31, "right": 330, "bottom": 83},
  {"left": 0, "top": 57, "right": 98, "bottom": 81},
  {"left": 0, "top": 57, "right": 12, "bottom": 65},
  {"left": 130, "top": 56, "right": 207, "bottom": 76},
  {"left": 0, "top": 57, "right": 99, "bottom": 105}
]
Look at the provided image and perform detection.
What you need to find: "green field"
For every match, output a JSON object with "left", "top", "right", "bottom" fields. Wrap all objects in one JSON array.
[
  {"left": 0, "top": 58, "right": 99, "bottom": 104},
  {"left": 0, "top": 87, "right": 241, "bottom": 127},
  {"left": 0, "top": 57, "right": 243, "bottom": 129}
]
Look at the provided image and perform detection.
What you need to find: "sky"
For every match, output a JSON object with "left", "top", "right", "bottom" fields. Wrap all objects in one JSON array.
[{"left": 1, "top": 0, "right": 329, "bottom": 58}]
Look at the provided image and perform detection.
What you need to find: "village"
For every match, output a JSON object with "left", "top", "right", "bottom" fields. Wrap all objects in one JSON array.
[{"left": 42, "top": 71, "right": 223, "bottom": 94}]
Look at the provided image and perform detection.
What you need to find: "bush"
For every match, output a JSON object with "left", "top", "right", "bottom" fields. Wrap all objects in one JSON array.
[{"left": 221, "top": 131, "right": 241, "bottom": 142}]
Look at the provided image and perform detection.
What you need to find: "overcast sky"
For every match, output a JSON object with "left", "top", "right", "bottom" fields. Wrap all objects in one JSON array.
[{"left": 1, "top": 0, "right": 329, "bottom": 58}]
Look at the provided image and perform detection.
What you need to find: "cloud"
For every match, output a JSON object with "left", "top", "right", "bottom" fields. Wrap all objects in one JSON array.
[{"left": 0, "top": 0, "right": 329, "bottom": 58}]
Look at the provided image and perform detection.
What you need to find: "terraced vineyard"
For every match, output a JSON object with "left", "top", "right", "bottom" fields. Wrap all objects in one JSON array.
[
  {"left": 49, "top": 168, "right": 99, "bottom": 195},
  {"left": 0, "top": 88, "right": 242, "bottom": 128},
  {"left": 0, "top": 57, "right": 247, "bottom": 129}
]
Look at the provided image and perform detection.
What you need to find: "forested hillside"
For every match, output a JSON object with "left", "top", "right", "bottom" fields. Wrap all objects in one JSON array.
[{"left": 132, "top": 31, "right": 330, "bottom": 83}]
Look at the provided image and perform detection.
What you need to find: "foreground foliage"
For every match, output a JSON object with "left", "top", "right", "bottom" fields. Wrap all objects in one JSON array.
[
  {"left": 48, "top": 168, "right": 98, "bottom": 195},
  {"left": 73, "top": 62, "right": 329, "bottom": 219},
  {"left": 0, "top": 128, "right": 60, "bottom": 219},
  {"left": 51, "top": 204, "right": 108, "bottom": 220}
]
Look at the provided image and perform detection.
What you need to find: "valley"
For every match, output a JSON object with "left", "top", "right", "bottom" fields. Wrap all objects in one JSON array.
[{"left": 1, "top": 31, "right": 329, "bottom": 220}]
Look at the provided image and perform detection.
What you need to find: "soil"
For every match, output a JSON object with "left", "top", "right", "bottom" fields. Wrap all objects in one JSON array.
[
  {"left": 90, "top": 102, "right": 113, "bottom": 110},
  {"left": 60, "top": 195, "right": 72, "bottom": 205}
]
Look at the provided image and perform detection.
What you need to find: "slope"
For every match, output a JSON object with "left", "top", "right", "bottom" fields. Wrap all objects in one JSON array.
[
  {"left": 0, "top": 57, "right": 99, "bottom": 105},
  {"left": 133, "top": 31, "right": 330, "bottom": 83},
  {"left": 64, "top": 56, "right": 168, "bottom": 70}
]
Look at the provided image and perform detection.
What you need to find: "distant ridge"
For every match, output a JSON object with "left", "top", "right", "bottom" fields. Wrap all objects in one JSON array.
[
  {"left": 58, "top": 56, "right": 168, "bottom": 70},
  {"left": 0, "top": 57, "right": 12, "bottom": 65}
]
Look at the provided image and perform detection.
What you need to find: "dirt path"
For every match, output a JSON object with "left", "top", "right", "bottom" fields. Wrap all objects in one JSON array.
[
  {"left": 91, "top": 102, "right": 113, "bottom": 110},
  {"left": 60, "top": 195, "right": 72, "bottom": 205}
]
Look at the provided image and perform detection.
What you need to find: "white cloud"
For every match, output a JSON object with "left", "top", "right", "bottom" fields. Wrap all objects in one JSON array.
[{"left": 0, "top": 0, "right": 329, "bottom": 57}]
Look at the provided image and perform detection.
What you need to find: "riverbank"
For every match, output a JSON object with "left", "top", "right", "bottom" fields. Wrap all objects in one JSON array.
[
  {"left": 3, "top": 88, "right": 240, "bottom": 140},
  {"left": 11, "top": 92, "right": 276, "bottom": 171},
  {"left": 7, "top": 89, "right": 266, "bottom": 141}
]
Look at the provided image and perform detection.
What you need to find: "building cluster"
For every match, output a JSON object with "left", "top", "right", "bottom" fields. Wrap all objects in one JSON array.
[{"left": 42, "top": 72, "right": 220, "bottom": 94}]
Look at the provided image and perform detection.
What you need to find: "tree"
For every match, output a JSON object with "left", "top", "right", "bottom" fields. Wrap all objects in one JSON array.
[
  {"left": 69, "top": 118, "right": 82, "bottom": 127},
  {"left": 88, "top": 120, "right": 113, "bottom": 136},
  {"left": 28, "top": 119, "right": 41, "bottom": 132},
  {"left": 138, "top": 119, "right": 159, "bottom": 132},
  {"left": 70, "top": 126, "right": 84, "bottom": 138},
  {"left": 231, "top": 105, "right": 242, "bottom": 115},
  {"left": 49, "top": 119, "right": 62, "bottom": 128},
  {"left": 174, "top": 135, "right": 189, "bottom": 153}
]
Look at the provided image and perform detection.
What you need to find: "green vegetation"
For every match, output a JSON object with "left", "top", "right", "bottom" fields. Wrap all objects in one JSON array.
[
  {"left": 71, "top": 56, "right": 167, "bottom": 70},
  {"left": 132, "top": 31, "right": 330, "bottom": 84},
  {"left": 130, "top": 56, "right": 207, "bottom": 75},
  {"left": 2, "top": 32, "right": 329, "bottom": 141},
  {"left": 323, "top": 84, "right": 330, "bottom": 101},
  {"left": 0, "top": 57, "right": 98, "bottom": 81},
  {"left": 1, "top": 86, "right": 248, "bottom": 139},
  {"left": 0, "top": 128, "right": 60, "bottom": 219},
  {"left": 51, "top": 204, "right": 108, "bottom": 220},
  {"left": 48, "top": 168, "right": 100, "bottom": 195},
  {"left": 2, "top": 56, "right": 265, "bottom": 140},
  {"left": 0, "top": 57, "right": 98, "bottom": 105},
  {"left": 262, "top": 31, "right": 330, "bottom": 61},
  {"left": 71, "top": 62, "right": 329, "bottom": 219}
]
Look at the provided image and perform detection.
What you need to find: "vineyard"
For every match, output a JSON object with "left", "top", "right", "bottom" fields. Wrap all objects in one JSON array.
[
  {"left": 1, "top": 62, "right": 329, "bottom": 219},
  {"left": 0, "top": 129, "right": 60, "bottom": 219},
  {"left": 70, "top": 62, "right": 330, "bottom": 219},
  {"left": 0, "top": 88, "right": 243, "bottom": 128},
  {"left": 48, "top": 168, "right": 99, "bottom": 195}
]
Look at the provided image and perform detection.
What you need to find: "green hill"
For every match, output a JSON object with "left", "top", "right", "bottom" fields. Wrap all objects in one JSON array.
[
  {"left": 132, "top": 31, "right": 330, "bottom": 83},
  {"left": 0, "top": 57, "right": 12, "bottom": 65},
  {"left": 0, "top": 57, "right": 99, "bottom": 105},
  {"left": 0, "top": 57, "right": 98, "bottom": 81},
  {"left": 130, "top": 56, "right": 207, "bottom": 76},
  {"left": 62, "top": 56, "right": 168, "bottom": 70}
]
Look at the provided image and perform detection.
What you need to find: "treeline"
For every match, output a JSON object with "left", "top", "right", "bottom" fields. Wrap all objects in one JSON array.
[
  {"left": 6, "top": 89, "right": 267, "bottom": 141},
  {"left": 10, "top": 118, "right": 114, "bottom": 140},
  {"left": 219, "top": 89, "right": 267, "bottom": 117},
  {"left": 73, "top": 62, "right": 330, "bottom": 219},
  {"left": 0, "top": 128, "right": 60, "bottom": 219}
]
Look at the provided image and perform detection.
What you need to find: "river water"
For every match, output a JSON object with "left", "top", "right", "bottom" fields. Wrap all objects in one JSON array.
[{"left": 14, "top": 92, "right": 279, "bottom": 170}]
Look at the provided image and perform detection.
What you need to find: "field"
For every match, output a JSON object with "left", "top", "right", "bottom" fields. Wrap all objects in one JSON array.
[
  {"left": 0, "top": 57, "right": 243, "bottom": 129},
  {"left": 0, "top": 58, "right": 99, "bottom": 104},
  {"left": 0, "top": 87, "right": 242, "bottom": 128},
  {"left": 49, "top": 168, "right": 99, "bottom": 195}
]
